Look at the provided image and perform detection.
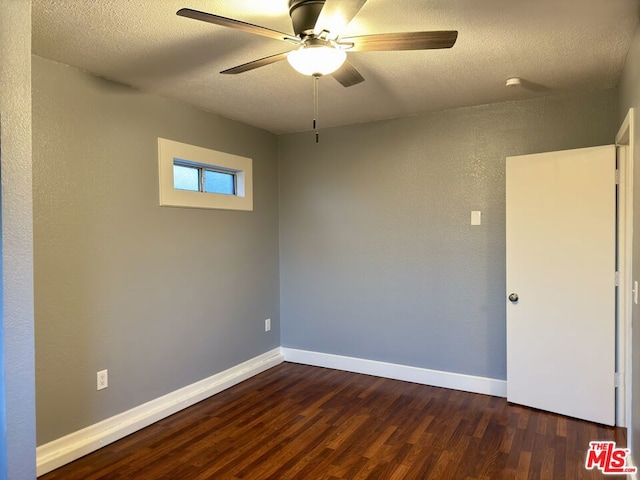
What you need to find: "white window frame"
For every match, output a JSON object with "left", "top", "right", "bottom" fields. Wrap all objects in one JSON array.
[{"left": 158, "top": 138, "right": 253, "bottom": 211}]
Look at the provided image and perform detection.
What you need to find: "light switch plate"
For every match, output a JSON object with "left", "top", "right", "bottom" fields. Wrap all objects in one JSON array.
[{"left": 471, "top": 211, "right": 482, "bottom": 226}]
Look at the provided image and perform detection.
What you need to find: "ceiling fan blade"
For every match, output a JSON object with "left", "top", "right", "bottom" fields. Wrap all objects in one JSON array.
[
  {"left": 343, "top": 31, "right": 458, "bottom": 51},
  {"left": 177, "top": 8, "right": 299, "bottom": 43},
  {"left": 314, "top": 0, "right": 367, "bottom": 37},
  {"left": 220, "top": 52, "right": 291, "bottom": 75},
  {"left": 331, "top": 60, "right": 365, "bottom": 87}
]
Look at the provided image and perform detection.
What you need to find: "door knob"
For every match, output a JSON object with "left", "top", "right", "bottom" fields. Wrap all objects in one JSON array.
[{"left": 508, "top": 293, "right": 519, "bottom": 303}]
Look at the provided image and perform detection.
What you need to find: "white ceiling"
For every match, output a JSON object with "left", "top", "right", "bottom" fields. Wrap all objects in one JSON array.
[{"left": 32, "top": 0, "right": 639, "bottom": 134}]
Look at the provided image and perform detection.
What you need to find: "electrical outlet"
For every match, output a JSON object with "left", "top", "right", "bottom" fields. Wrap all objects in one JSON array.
[
  {"left": 97, "top": 370, "right": 108, "bottom": 390},
  {"left": 265, "top": 318, "right": 271, "bottom": 332}
]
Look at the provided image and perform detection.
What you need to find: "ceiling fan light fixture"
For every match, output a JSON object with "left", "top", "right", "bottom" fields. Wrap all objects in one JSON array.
[{"left": 287, "top": 44, "right": 347, "bottom": 76}]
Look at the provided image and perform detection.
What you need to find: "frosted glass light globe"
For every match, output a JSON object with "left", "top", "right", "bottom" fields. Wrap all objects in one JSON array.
[{"left": 287, "top": 45, "right": 347, "bottom": 76}]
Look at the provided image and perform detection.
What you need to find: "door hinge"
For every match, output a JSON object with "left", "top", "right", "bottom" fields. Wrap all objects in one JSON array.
[
  {"left": 616, "top": 169, "right": 620, "bottom": 185},
  {"left": 615, "top": 372, "right": 623, "bottom": 388},
  {"left": 615, "top": 271, "right": 620, "bottom": 287}
]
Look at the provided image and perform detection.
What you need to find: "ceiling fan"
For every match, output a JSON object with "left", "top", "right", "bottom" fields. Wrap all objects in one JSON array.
[
  {"left": 177, "top": 0, "right": 458, "bottom": 139},
  {"left": 177, "top": 0, "right": 457, "bottom": 86}
]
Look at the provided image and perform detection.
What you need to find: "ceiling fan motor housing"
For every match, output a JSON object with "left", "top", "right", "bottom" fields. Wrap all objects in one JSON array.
[{"left": 289, "top": 0, "right": 325, "bottom": 36}]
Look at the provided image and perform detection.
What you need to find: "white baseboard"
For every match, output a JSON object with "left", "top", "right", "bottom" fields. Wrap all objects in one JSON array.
[
  {"left": 36, "top": 347, "right": 506, "bottom": 476},
  {"left": 281, "top": 348, "right": 507, "bottom": 398},
  {"left": 36, "top": 348, "right": 284, "bottom": 477}
]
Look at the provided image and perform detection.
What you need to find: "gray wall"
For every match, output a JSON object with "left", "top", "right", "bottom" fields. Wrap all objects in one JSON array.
[
  {"left": 32, "top": 41, "right": 626, "bottom": 454},
  {"left": 279, "top": 90, "right": 618, "bottom": 380},
  {"left": 33, "top": 56, "right": 280, "bottom": 445},
  {"left": 618, "top": 21, "right": 640, "bottom": 459},
  {"left": 0, "top": 1, "right": 36, "bottom": 478}
]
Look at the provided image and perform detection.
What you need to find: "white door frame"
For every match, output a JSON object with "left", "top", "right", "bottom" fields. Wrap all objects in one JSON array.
[{"left": 616, "top": 108, "right": 635, "bottom": 433}]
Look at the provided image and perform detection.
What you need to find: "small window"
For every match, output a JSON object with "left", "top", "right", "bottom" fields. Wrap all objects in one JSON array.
[
  {"left": 173, "top": 161, "right": 237, "bottom": 195},
  {"left": 158, "top": 138, "right": 252, "bottom": 211}
]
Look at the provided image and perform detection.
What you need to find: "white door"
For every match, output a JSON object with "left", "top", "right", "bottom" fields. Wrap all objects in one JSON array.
[{"left": 506, "top": 145, "right": 616, "bottom": 426}]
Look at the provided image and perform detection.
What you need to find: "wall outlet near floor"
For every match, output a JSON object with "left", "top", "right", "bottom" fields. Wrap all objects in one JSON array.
[
  {"left": 97, "top": 369, "right": 108, "bottom": 390},
  {"left": 265, "top": 318, "right": 271, "bottom": 332}
]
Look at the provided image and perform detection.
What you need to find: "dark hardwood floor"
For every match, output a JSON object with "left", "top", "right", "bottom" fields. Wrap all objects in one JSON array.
[{"left": 40, "top": 362, "right": 627, "bottom": 479}]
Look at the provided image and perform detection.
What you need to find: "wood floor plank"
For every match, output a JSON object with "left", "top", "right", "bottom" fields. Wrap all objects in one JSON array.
[{"left": 40, "top": 362, "right": 627, "bottom": 480}]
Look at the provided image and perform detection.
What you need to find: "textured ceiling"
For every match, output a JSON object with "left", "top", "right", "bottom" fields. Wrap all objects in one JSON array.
[{"left": 32, "top": 0, "right": 639, "bottom": 134}]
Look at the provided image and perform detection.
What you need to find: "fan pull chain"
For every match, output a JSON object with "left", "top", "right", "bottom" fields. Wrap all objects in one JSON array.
[{"left": 313, "top": 75, "right": 319, "bottom": 143}]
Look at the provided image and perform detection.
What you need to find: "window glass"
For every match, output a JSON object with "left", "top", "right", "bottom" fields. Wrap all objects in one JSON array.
[
  {"left": 204, "top": 170, "right": 235, "bottom": 195},
  {"left": 173, "top": 164, "right": 199, "bottom": 191}
]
